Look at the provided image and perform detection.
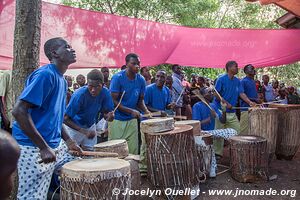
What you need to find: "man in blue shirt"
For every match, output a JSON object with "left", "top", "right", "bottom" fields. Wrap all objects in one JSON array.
[
  {"left": 140, "top": 70, "right": 175, "bottom": 175},
  {"left": 64, "top": 69, "right": 114, "bottom": 151},
  {"left": 213, "top": 61, "right": 255, "bottom": 156},
  {"left": 12, "top": 37, "right": 82, "bottom": 199},
  {"left": 144, "top": 70, "right": 175, "bottom": 115},
  {"left": 109, "top": 53, "right": 150, "bottom": 154},
  {"left": 240, "top": 64, "right": 260, "bottom": 134},
  {"left": 192, "top": 87, "right": 237, "bottom": 177}
]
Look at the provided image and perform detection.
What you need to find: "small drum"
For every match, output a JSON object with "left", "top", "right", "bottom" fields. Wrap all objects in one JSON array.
[
  {"left": 175, "top": 120, "right": 201, "bottom": 135},
  {"left": 140, "top": 117, "right": 174, "bottom": 133},
  {"left": 60, "top": 158, "right": 131, "bottom": 200},
  {"left": 248, "top": 108, "right": 278, "bottom": 160},
  {"left": 94, "top": 139, "right": 129, "bottom": 158},
  {"left": 269, "top": 104, "right": 300, "bottom": 160},
  {"left": 230, "top": 135, "right": 268, "bottom": 183},
  {"left": 144, "top": 124, "right": 199, "bottom": 190},
  {"left": 194, "top": 134, "right": 213, "bottom": 176}
]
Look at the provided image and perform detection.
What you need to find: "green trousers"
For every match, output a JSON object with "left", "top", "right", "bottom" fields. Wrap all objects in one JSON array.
[
  {"left": 139, "top": 129, "right": 147, "bottom": 173},
  {"left": 214, "top": 112, "right": 240, "bottom": 156},
  {"left": 108, "top": 119, "right": 138, "bottom": 155},
  {"left": 240, "top": 111, "right": 249, "bottom": 135}
]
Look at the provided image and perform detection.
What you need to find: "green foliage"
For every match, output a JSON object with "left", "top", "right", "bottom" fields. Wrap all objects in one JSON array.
[{"left": 62, "top": 0, "right": 299, "bottom": 87}]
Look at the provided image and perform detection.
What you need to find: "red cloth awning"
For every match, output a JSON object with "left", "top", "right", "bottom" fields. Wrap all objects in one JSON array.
[{"left": 1, "top": 0, "right": 300, "bottom": 70}]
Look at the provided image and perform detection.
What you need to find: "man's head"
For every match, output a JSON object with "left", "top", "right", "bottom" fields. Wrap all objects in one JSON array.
[
  {"left": 125, "top": 53, "right": 140, "bottom": 74},
  {"left": 197, "top": 76, "right": 205, "bottom": 87},
  {"left": 279, "top": 87, "right": 287, "bottom": 98},
  {"left": 244, "top": 64, "right": 256, "bottom": 78},
  {"left": 272, "top": 80, "right": 279, "bottom": 89},
  {"left": 141, "top": 67, "right": 151, "bottom": 81},
  {"left": 76, "top": 74, "right": 86, "bottom": 87},
  {"left": 100, "top": 67, "right": 110, "bottom": 81},
  {"left": 225, "top": 61, "right": 238, "bottom": 75},
  {"left": 191, "top": 74, "right": 198, "bottom": 85},
  {"left": 171, "top": 64, "right": 182, "bottom": 75},
  {"left": 262, "top": 75, "right": 269, "bottom": 84},
  {"left": 64, "top": 75, "right": 73, "bottom": 88},
  {"left": 73, "top": 83, "right": 80, "bottom": 91},
  {"left": 200, "top": 87, "right": 214, "bottom": 103},
  {"left": 0, "top": 130, "right": 20, "bottom": 200},
  {"left": 287, "top": 86, "right": 295, "bottom": 94},
  {"left": 44, "top": 38, "right": 76, "bottom": 71},
  {"left": 87, "top": 69, "right": 104, "bottom": 97},
  {"left": 155, "top": 70, "right": 167, "bottom": 88},
  {"left": 166, "top": 75, "right": 173, "bottom": 89}
]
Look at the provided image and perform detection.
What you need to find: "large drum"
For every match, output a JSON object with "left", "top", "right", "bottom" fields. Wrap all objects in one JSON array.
[
  {"left": 144, "top": 124, "right": 199, "bottom": 190},
  {"left": 230, "top": 135, "right": 268, "bottom": 183},
  {"left": 269, "top": 104, "right": 300, "bottom": 160},
  {"left": 140, "top": 117, "right": 174, "bottom": 133},
  {"left": 94, "top": 139, "right": 129, "bottom": 158},
  {"left": 194, "top": 134, "right": 213, "bottom": 176},
  {"left": 175, "top": 120, "right": 201, "bottom": 135},
  {"left": 60, "top": 158, "right": 131, "bottom": 200},
  {"left": 248, "top": 108, "right": 278, "bottom": 160}
]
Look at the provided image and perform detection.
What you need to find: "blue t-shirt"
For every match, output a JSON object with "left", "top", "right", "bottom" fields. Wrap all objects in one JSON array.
[
  {"left": 240, "top": 77, "right": 258, "bottom": 111},
  {"left": 109, "top": 70, "right": 146, "bottom": 121},
  {"left": 192, "top": 101, "right": 222, "bottom": 131},
  {"left": 144, "top": 83, "right": 171, "bottom": 111},
  {"left": 12, "top": 64, "right": 67, "bottom": 148},
  {"left": 65, "top": 86, "right": 114, "bottom": 128},
  {"left": 214, "top": 74, "right": 243, "bottom": 113}
]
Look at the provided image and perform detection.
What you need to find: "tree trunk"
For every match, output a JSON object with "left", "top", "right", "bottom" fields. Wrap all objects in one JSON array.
[
  {"left": 10, "top": 1, "right": 42, "bottom": 199},
  {"left": 12, "top": 0, "right": 42, "bottom": 101}
]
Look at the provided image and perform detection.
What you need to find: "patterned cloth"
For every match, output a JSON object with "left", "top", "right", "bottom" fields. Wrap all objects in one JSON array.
[{"left": 17, "top": 140, "right": 76, "bottom": 200}]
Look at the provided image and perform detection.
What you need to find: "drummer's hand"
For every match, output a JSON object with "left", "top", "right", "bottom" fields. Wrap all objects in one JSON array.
[
  {"left": 67, "top": 141, "right": 82, "bottom": 156},
  {"left": 105, "top": 111, "right": 115, "bottom": 122},
  {"left": 161, "top": 111, "right": 167, "bottom": 117},
  {"left": 168, "top": 102, "right": 176, "bottom": 109},
  {"left": 131, "top": 109, "right": 141, "bottom": 119},
  {"left": 40, "top": 147, "right": 56, "bottom": 164},
  {"left": 87, "top": 130, "right": 97, "bottom": 139},
  {"left": 225, "top": 102, "right": 232, "bottom": 110},
  {"left": 249, "top": 101, "right": 256, "bottom": 107}
]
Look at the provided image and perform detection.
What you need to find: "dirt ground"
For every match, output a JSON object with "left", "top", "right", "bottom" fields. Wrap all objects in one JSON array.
[{"left": 140, "top": 147, "right": 300, "bottom": 200}]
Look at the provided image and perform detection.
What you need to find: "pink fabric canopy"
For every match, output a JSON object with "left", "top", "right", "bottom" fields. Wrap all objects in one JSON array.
[{"left": 1, "top": 0, "right": 300, "bottom": 70}]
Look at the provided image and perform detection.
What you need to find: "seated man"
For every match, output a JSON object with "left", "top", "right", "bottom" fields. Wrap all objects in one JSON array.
[
  {"left": 140, "top": 70, "right": 175, "bottom": 175},
  {"left": 192, "top": 87, "right": 237, "bottom": 177},
  {"left": 64, "top": 69, "right": 114, "bottom": 151}
]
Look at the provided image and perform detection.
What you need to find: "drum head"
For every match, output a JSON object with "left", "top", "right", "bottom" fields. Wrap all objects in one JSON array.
[
  {"left": 62, "top": 158, "right": 130, "bottom": 180},
  {"left": 94, "top": 139, "right": 126, "bottom": 147},
  {"left": 146, "top": 124, "right": 193, "bottom": 135},
  {"left": 141, "top": 117, "right": 173, "bottom": 124},
  {"left": 175, "top": 120, "right": 200, "bottom": 125},
  {"left": 230, "top": 135, "right": 266, "bottom": 143}
]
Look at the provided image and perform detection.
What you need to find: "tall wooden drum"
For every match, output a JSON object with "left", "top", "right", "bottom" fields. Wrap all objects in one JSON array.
[
  {"left": 230, "top": 135, "right": 268, "bottom": 183},
  {"left": 175, "top": 120, "right": 201, "bottom": 135},
  {"left": 144, "top": 124, "right": 199, "bottom": 190},
  {"left": 60, "top": 158, "right": 131, "bottom": 200},
  {"left": 269, "top": 104, "right": 300, "bottom": 160},
  {"left": 248, "top": 108, "right": 278, "bottom": 160},
  {"left": 94, "top": 139, "right": 129, "bottom": 158}
]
